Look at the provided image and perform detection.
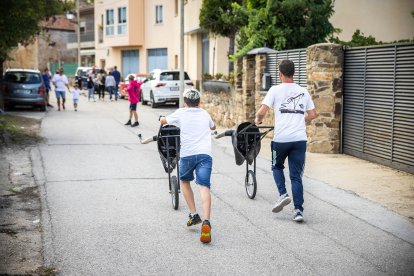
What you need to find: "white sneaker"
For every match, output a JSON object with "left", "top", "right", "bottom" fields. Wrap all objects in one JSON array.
[
  {"left": 293, "top": 209, "right": 304, "bottom": 222},
  {"left": 272, "top": 194, "right": 291, "bottom": 213}
]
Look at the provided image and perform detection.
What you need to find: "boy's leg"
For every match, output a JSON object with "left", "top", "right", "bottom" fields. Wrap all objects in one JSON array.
[
  {"left": 198, "top": 185, "right": 211, "bottom": 220},
  {"left": 181, "top": 181, "right": 196, "bottom": 213},
  {"left": 133, "top": 110, "right": 138, "bottom": 122}
]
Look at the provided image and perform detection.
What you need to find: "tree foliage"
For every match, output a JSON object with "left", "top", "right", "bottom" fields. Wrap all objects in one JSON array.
[
  {"left": 234, "top": 0, "right": 335, "bottom": 58},
  {"left": 0, "top": 0, "right": 71, "bottom": 63},
  {"left": 199, "top": 0, "right": 248, "bottom": 72}
]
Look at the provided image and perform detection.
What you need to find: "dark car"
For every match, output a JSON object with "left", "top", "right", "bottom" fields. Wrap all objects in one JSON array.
[{"left": 2, "top": 69, "right": 46, "bottom": 111}]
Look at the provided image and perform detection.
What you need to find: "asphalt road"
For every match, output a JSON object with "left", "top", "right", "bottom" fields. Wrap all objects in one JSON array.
[{"left": 29, "top": 95, "right": 414, "bottom": 275}]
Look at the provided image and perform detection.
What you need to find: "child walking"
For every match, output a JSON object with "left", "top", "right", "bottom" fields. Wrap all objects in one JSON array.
[
  {"left": 71, "top": 83, "right": 81, "bottom": 111},
  {"left": 159, "top": 88, "right": 216, "bottom": 244}
]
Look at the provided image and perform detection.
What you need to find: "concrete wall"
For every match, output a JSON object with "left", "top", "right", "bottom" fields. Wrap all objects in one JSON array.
[
  {"left": 202, "top": 43, "right": 344, "bottom": 154},
  {"left": 330, "top": 0, "right": 414, "bottom": 42}
]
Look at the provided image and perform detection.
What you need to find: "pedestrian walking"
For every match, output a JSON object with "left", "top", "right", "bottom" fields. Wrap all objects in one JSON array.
[
  {"left": 255, "top": 59, "right": 317, "bottom": 222},
  {"left": 71, "top": 83, "right": 81, "bottom": 111},
  {"left": 75, "top": 71, "right": 83, "bottom": 89},
  {"left": 96, "top": 69, "right": 105, "bottom": 100},
  {"left": 105, "top": 71, "right": 117, "bottom": 101},
  {"left": 41, "top": 68, "right": 53, "bottom": 107},
  {"left": 112, "top": 66, "right": 121, "bottom": 98},
  {"left": 87, "top": 76, "right": 96, "bottom": 102},
  {"left": 124, "top": 74, "right": 142, "bottom": 127},
  {"left": 159, "top": 88, "right": 216, "bottom": 244},
  {"left": 52, "top": 68, "right": 69, "bottom": 111}
]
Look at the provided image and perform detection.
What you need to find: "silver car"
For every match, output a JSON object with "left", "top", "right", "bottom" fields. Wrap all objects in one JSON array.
[
  {"left": 2, "top": 69, "right": 47, "bottom": 111},
  {"left": 141, "top": 69, "right": 193, "bottom": 108}
]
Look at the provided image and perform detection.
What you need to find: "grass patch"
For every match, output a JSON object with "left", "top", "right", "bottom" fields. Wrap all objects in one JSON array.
[{"left": 0, "top": 114, "right": 43, "bottom": 148}]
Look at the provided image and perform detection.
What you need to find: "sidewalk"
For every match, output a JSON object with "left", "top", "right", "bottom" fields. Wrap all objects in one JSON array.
[{"left": 258, "top": 137, "right": 414, "bottom": 224}]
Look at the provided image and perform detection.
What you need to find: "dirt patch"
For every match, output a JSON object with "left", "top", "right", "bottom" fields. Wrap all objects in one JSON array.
[{"left": 0, "top": 114, "right": 53, "bottom": 275}]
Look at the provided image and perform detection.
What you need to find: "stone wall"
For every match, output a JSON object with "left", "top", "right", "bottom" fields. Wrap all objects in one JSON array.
[
  {"left": 202, "top": 43, "right": 344, "bottom": 154},
  {"left": 306, "top": 43, "right": 343, "bottom": 153}
]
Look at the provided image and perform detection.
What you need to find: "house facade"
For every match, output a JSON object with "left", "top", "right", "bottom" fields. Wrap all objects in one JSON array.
[
  {"left": 330, "top": 0, "right": 414, "bottom": 42},
  {"left": 94, "top": 0, "right": 229, "bottom": 83}
]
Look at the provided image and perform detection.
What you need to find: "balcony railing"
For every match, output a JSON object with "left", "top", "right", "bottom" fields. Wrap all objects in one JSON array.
[{"left": 67, "top": 31, "right": 95, "bottom": 43}]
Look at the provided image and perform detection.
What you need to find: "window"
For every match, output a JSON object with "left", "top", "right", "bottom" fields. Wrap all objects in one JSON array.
[
  {"left": 175, "top": 0, "right": 178, "bottom": 16},
  {"left": 147, "top": 48, "right": 168, "bottom": 72},
  {"left": 79, "top": 20, "right": 86, "bottom": 33},
  {"left": 155, "top": 5, "right": 163, "bottom": 24},
  {"left": 202, "top": 33, "right": 210, "bottom": 74},
  {"left": 105, "top": 9, "right": 114, "bottom": 35},
  {"left": 118, "top": 7, "right": 127, "bottom": 35}
]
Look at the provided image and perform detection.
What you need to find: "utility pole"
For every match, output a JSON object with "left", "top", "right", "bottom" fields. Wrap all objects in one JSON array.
[
  {"left": 76, "top": 0, "right": 81, "bottom": 66},
  {"left": 179, "top": 0, "right": 184, "bottom": 107}
]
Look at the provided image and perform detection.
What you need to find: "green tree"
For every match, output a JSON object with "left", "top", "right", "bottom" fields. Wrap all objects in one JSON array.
[
  {"left": 0, "top": 0, "right": 71, "bottom": 79},
  {"left": 235, "top": 0, "right": 335, "bottom": 58},
  {"left": 199, "top": 0, "right": 248, "bottom": 72}
]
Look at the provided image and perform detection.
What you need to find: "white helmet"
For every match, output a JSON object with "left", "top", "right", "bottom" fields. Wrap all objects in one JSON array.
[{"left": 183, "top": 88, "right": 200, "bottom": 100}]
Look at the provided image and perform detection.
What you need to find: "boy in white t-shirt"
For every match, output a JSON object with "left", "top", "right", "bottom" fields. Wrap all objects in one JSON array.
[
  {"left": 71, "top": 83, "right": 81, "bottom": 111},
  {"left": 159, "top": 88, "right": 216, "bottom": 244},
  {"left": 255, "top": 60, "right": 317, "bottom": 222}
]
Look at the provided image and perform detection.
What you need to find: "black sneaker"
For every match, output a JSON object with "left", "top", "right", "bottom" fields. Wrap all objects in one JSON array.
[
  {"left": 200, "top": 220, "right": 211, "bottom": 244},
  {"left": 125, "top": 120, "right": 131, "bottom": 125},
  {"left": 131, "top": 121, "right": 139, "bottom": 127},
  {"left": 187, "top": 213, "right": 202, "bottom": 227}
]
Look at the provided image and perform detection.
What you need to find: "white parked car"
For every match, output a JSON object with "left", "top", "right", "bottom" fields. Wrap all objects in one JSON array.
[{"left": 141, "top": 69, "right": 193, "bottom": 108}]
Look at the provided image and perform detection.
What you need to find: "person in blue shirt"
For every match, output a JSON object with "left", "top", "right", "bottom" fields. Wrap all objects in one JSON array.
[
  {"left": 41, "top": 68, "right": 53, "bottom": 107},
  {"left": 112, "top": 66, "right": 121, "bottom": 98}
]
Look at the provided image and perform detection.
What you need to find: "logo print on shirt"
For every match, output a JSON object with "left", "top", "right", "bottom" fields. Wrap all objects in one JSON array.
[{"left": 279, "top": 93, "right": 305, "bottom": 114}]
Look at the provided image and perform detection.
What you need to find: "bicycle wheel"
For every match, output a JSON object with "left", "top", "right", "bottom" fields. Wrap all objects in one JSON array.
[
  {"left": 245, "top": 170, "right": 257, "bottom": 199},
  {"left": 170, "top": 175, "right": 179, "bottom": 210}
]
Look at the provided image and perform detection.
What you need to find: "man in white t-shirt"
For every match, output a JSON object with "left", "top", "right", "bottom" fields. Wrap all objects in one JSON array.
[
  {"left": 255, "top": 60, "right": 317, "bottom": 222},
  {"left": 160, "top": 88, "right": 216, "bottom": 243},
  {"left": 52, "top": 68, "right": 70, "bottom": 111}
]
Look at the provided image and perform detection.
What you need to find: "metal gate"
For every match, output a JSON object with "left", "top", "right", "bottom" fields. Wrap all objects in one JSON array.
[
  {"left": 342, "top": 43, "right": 414, "bottom": 174},
  {"left": 266, "top": 48, "right": 307, "bottom": 88}
]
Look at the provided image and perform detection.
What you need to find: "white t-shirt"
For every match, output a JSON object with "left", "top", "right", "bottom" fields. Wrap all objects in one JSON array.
[
  {"left": 262, "top": 83, "right": 315, "bottom": 143},
  {"left": 52, "top": 74, "right": 68, "bottom": 91},
  {"left": 166, "top": 108, "right": 215, "bottom": 158},
  {"left": 71, "top": 88, "right": 81, "bottom": 100}
]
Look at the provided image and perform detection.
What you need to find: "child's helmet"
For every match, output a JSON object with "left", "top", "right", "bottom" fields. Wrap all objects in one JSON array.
[{"left": 183, "top": 88, "right": 200, "bottom": 100}]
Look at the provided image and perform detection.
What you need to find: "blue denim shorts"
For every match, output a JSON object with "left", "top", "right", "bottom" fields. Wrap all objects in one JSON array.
[
  {"left": 179, "top": 154, "right": 212, "bottom": 189},
  {"left": 55, "top": 90, "right": 66, "bottom": 99}
]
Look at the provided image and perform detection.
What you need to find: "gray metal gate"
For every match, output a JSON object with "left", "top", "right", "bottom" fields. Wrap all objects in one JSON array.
[
  {"left": 342, "top": 43, "right": 414, "bottom": 174},
  {"left": 266, "top": 48, "right": 307, "bottom": 88}
]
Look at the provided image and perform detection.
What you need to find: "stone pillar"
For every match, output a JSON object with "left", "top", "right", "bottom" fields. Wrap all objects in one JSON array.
[
  {"left": 242, "top": 55, "right": 256, "bottom": 122},
  {"left": 306, "top": 43, "right": 343, "bottom": 153}
]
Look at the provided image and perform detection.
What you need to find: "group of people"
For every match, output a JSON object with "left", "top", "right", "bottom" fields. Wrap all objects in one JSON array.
[
  {"left": 159, "top": 60, "right": 316, "bottom": 244},
  {"left": 41, "top": 65, "right": 124, "bottom": 112},
  {"left": 80, "top": 66, "right": 122, "bottom": 102},
  {"left": 43, "top": 60, "right": 317, "bottom": 244}
]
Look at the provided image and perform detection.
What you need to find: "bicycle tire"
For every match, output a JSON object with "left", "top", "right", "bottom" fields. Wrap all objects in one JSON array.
[
  {"left": 245, "top": 170, "right": 257, "bottom": 199},
  {"left": 171, "top": 175, "right": 179, "bottom": 210}
]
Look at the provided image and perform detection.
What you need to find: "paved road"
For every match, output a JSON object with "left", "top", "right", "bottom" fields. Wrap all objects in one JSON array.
[{"left": 31, "top": 96, "right": 414, "bottom": 275}]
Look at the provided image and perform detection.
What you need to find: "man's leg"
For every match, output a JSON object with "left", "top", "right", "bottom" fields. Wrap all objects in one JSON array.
[
  {"left": 55, "top": 91, "right": 61, "bottom": 111},
  {"left": 287, "top": 141, "right": 307, "bottom": 212},
  {"left": 271, "top": 141, "right": 290, "bottom": 196}
]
